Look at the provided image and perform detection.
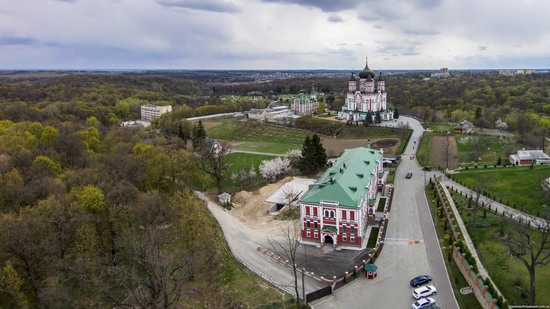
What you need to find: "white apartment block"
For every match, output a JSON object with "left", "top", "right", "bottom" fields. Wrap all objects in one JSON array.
[{"left": 141, "top": 104, "right": 172, "bottom": 121}]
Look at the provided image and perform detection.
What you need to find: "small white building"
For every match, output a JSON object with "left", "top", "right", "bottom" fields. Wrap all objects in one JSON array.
[
  {"left": 246, "top": 106, "right": 292, "bottom": 121},
  {"left": 509, "top": 150, "right": 550, "bottom": 166},
  {"left": 141, "top": 104, "right": 172, "bottom": 121}
]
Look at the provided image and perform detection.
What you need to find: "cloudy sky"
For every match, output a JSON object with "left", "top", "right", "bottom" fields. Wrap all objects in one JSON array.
[{"left": 2, "top": 0, "right": 550, "bottom": 70}]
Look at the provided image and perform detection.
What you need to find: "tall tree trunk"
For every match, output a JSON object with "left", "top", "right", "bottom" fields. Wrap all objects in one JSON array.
[
  {"left": 529, "top": 265, "right": 536, "bottom": 305},
  {"left": 293, "top": 265, "right": 300, "bottom": 308}
]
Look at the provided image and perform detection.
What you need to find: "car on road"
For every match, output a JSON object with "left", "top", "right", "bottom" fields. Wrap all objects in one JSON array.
[
  {"left": 422, "top": 166, "right": 432, "bottom": 171},
  {"left": 413, "top": 285, "right": 437, "bottom": 299},
  {"left": 411, "top": 297, "right": 436, "bottom": 309},
  {"left": 410, "top": 275, "right": 432, "bottom": 287},
  {"left": 405, "top": 171, "right": 413, "bottom": 179}
]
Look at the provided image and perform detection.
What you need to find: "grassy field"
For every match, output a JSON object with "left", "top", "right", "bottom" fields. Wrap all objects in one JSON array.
[
  {"left": 336, "top": 125, "right": 403, "bottom": 139},
  {"left": 223, "top": 153, "right": 276, "bottom": 192},
  {"left": 205, "top": 120, "right": 306, "bottom": 153},
  {"left": 451, "top": 166, "right": 550, "bottom": 215},
  {"left": 454, "top": 135, "right": 511, "bottom": 166},
  {"left": 416, "top": 132, "right": 435, "bottom": 167},
  {"left": 426, "top": 122, "right": 454, "bottom": 133},
  {"left": 426, "top": 187, "right": 482, "bottom": 309},
  {"left": 447, "top": 191, "right": 550, "bottom": 306}
]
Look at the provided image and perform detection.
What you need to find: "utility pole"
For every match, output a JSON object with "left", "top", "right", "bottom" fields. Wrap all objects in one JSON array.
[{"left": 302, "top": 268, "right": 305, "bottom": 307}]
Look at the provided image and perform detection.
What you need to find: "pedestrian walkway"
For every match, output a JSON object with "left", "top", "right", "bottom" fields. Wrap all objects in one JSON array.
[
  {"left": 441, "top": 177, "right": 547, "bottom": 228},
  {"left": 439, "top": 182, "right": 506, "bottom": 302}
]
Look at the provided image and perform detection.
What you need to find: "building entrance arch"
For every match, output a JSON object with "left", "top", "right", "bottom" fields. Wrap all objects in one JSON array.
[{"left": 324, "top": 234, "right": 334, "bottom": 244}]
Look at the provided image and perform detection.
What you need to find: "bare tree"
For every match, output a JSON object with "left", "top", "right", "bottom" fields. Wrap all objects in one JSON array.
[
  {"left": 501, "top": 213, "right": 550, "bottom": 305},
  {"left": 196, "top": 142, "right": 231, "bottom": 194},
  {"left": 269, "top": 221, "right": 302, "bottom": 308},
  {"left": 471, "top": 179, "right": 488, "bottom": 230},
  {"left": 110, "top": 228, "right": 189, "bottom": 308},
  {"left": 281, "top": 185, "right": 301, "bottom": 210}
]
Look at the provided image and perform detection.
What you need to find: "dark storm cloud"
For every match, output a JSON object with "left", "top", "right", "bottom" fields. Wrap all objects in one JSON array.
[
  {"left": 0, "top": 36, "right": 36, "bottom": 45},
  {"left": 261, "top": 0, "right": 362, "bottom": 12},
  {"left": 328, "top": 14, "right": 343, "bottom": 23},
  {"left": 156, "top": 0, "right": 240, "bottom": 13}
]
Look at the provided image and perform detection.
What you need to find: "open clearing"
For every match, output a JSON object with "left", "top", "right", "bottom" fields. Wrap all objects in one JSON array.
[
  {"left": 231, "top": 177, "right": 297, "bottom": 236},
  {"left": 430, "top": 135, "right": 459, "bottom": 169}
]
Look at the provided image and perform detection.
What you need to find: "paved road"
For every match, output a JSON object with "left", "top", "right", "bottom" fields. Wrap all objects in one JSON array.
[
  {"left": 227, "top": 149, "right": 285, "bottom": 156},
  {"left": 313, "top": 117, "right": 458, "bottom": 309},
  {"left": 194, "top": 191, "right": 325, "bottom": 297}
]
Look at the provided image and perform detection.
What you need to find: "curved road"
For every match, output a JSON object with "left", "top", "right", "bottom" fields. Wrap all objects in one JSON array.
[
  {"left": 313, "top": 117, "right": 459, "bottom": 309},
  {"left": 194, "top": 191, "right": 325, "bottom": 298}
]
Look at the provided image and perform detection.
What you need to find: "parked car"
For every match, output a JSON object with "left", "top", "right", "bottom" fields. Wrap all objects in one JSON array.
[
  {"left": 422, "top": 166, "right": 432, "bottom": 171},
  {"left": 410, "top": 275, "right": 432, "bottom": 287},
  {"left": 413, "top": 285, "right": 437, "bottom": 299},
  {"left": 411, "top": 297, "right": 436, "bottom": 309},
  {"left": 405, "top": 171, "right": 413, "bottom": 179}
]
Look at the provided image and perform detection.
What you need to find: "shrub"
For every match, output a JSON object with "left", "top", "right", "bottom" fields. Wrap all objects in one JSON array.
[{"left": 484, "top": 164, "right": 487, "bottom": 168}]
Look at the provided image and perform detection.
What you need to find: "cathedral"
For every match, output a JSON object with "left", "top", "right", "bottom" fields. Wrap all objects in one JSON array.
[{"left": 338, "top": 57, "right": 393, "bottom": 122}]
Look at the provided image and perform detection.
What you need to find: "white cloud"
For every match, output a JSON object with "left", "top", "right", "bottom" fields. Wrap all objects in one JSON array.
[{"left": 0, "top": 0, "right": 549, "bottom": 69}]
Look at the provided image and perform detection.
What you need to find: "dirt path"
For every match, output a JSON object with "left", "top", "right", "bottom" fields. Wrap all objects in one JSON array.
[{"left": 430, "top": 136, "right": 459, "bottom": 169}]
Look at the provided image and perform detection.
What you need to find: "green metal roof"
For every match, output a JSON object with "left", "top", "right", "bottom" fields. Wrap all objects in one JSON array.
[
  {"left": 294, "top": 93, "right": 318, "bottom": 105},
  {"left": 300, "top": 147, "right": 382, "bottom": 208},
  {"left": 322, "top": 226, "right": 337, "bottom": 233},
  {"left": 364, "top": 263, "right": 378, "bottom": 271}
]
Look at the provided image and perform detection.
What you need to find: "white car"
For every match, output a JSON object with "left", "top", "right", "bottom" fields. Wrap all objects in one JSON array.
[
  {"left": 411, "top": 297, "right": 436, "bottom": 309},
  {"left": 412, "top": 285, "right": 437, "bottom": 299}
]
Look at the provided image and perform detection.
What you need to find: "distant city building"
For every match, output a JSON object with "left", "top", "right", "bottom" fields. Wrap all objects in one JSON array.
[
  {"left": 509, "top": 149, "right": 550, "bottom": 166},
  {"left": 141, "top": 104, "right": 172, "bottom": 121},
  {"left": 431, "top": 68, "right": 450, "bottom": 78},
  {"left": 499, "top": 69, "right": 535, "bottom": 76},
  {"left": 338, "top": 57, "right": 393, "bottom": 122},
  {"left": 292, "top": 85, "right": 319, "bottom": 115}
]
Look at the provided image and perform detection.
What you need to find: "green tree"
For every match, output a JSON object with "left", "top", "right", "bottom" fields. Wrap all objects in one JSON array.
[
  {"left": 311, "top": 134, "right": 327, "bottom": 169},
  {"left": 192, "top": 120, "right": 207, "bottom": 151},
  {"left": 75, "top": 185, "right": 105, "bottom": 213},
  {"left": 298, "top": 134, "right": 326, "bottom": 175},
  {"left": 375, "top": 111, "right": 382, "bottom": 124},
  {"left": 0, "top": 261, "right": 28, "bottom": 309},
  {"left": 393, "top": 108, "right": 400, "bottom": 119}
]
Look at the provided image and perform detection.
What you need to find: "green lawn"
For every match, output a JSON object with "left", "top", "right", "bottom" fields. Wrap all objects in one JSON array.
[
  {"left": 223, "top": 153, "right": 276, "bottom": 192},
  {"left": 416, "top": 132, "right": 435, "bottom": 167},
  {"left": 205, "top": 120, "right": 306, "bottom": 154},
  {"left": 426, "top": 122, "right": 454, "bottom": 133},
  {"left": 448, "top": 191, "right": 550, "bottom": 306},
  {"left": 451, "top": 166, "right": 550, "bottom": 214},
  {"left": 455, "top": 135, "right": 511, "bottom": 166},
  {"left": 336, "top": 125, "right": 403, "bottom": 139}
]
